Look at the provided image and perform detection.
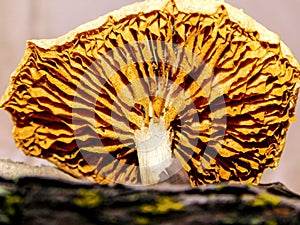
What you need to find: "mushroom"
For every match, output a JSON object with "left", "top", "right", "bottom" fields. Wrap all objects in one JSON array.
[{"left": 1, "top": 0, "right": 300, "bottom": 186}]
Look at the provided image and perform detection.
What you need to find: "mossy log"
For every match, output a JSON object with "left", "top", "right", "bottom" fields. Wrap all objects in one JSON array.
[{"left": 0, "top": 160, "right": 299, "bottom": 225}]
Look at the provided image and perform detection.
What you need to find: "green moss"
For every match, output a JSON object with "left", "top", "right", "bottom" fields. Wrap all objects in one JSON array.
[
  {"left": 135, "top": 216, "right": 150, "bottom": 225},
  {"left": 73, "top": 189, "right": 102, "bottom": 208},
  {"left": 250, "top": 193, "right": 281, "bottom": 208},
  {"left": 215, "top": 183, "right": 226, "bottom": 191},
  {"left": 0, "top": 215, "right": 9, "bottom": 224},
  {"left": 248, "top": 217, "right": 277, "bottom": 225},
  {"left": 249, "top": 217, "right": 264, "bottom": 225},
  {"left": 4, "top": 195, "right": 22, "bottom": 216},
  {"left": 266, "top": 219, "right": 277, "bottom": 225},
  {"left": 140, "top": 196, "right": 184, "bottom": 215},
  {"left": 0, "top": 187, "right": 9, "bottom": 197}
]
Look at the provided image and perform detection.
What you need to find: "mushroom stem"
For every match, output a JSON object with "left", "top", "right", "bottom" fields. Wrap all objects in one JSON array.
[{"left": 134, "top": 117, "right": 173, "bottom": 185}]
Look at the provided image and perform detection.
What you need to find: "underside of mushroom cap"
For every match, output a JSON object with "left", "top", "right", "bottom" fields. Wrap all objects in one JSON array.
[{"left": 1, "top": 0, "right": 300, "bottom": 186}]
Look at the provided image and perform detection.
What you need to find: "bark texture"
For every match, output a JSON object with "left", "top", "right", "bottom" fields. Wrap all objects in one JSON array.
[{"left": 0, "top": 160, "right": 299, "bottom": 225}]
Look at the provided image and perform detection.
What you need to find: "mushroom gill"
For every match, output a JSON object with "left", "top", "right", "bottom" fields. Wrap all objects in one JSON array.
[{"left": 1, "top": 0, "right": 300, "bottom": 186}]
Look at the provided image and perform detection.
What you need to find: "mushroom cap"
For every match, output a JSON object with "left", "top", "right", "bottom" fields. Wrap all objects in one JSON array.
[{"left": 1, "top": 0, "right": 300, "bottom": 186}]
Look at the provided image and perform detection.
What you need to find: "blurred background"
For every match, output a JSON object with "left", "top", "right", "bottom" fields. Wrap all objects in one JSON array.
[{"left": 0, "top": 0, "right": 299, "bottom": 191}]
